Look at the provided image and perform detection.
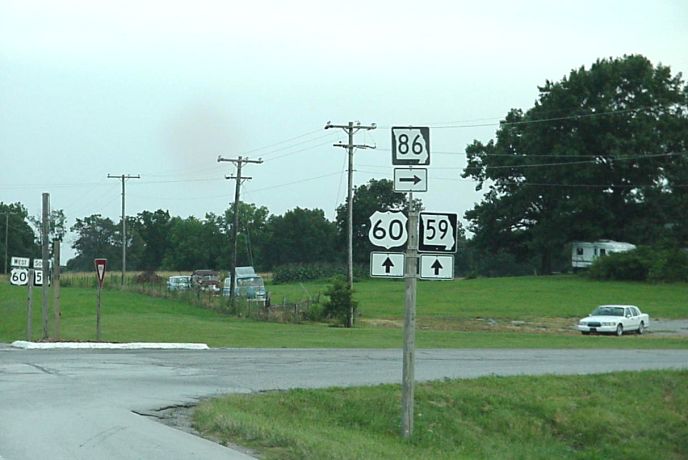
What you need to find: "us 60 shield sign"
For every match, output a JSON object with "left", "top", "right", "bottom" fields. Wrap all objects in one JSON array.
[{"left": 368, "top": 211, "right": 408, "bottom": 249}]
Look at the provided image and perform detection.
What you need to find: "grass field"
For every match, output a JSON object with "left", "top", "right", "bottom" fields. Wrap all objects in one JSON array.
[
  {"left": 193, "top": 370, "right": 688, "bottom": 459},
  {"left": 1, "top": 274, "right": 686, "bottom": 348}
]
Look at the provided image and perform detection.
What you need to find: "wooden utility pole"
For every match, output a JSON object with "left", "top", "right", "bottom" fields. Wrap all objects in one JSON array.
[
  {"left": 53, "top": 239, "right": 61, "bottom": 339},
  {"left": 401, "top": 192, "right": 419, "bottom": 438},
  {"left": 41, "top": 193, "right": 49, "bottom": 340},
  {"left": 217, "top": 155, "right": 263, "bottom": 305},
  {"left": 325, "top": 121, "right": 376, "bottom": 327},
  {"left": 107, "top": 174, "right": 141, "bottom": 286}
]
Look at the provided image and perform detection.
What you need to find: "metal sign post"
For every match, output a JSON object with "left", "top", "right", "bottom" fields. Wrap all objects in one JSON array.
[{"left": 94, "top": 258, "right": 107, "bottom": 341}]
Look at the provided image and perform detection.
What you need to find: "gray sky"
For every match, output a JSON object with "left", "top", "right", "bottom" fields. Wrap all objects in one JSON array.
[{"left": 1, "top": 0, "right": 687, "bottom": 261}]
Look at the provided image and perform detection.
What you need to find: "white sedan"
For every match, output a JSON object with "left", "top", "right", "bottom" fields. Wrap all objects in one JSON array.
[{"left": 577, "top": 305, "right": 649, "bottom": 336}]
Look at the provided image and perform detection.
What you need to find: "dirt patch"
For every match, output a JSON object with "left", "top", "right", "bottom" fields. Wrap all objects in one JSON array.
[
  {"left": 359, "top": 318, "right": 404, "bottom": 328},
  {"left": 135, "top": 404, "right": 259, "bottom": 458},
  {"left": 650, "top": 319, "right": 688, "bottom": 336},
  {"left": 418, "top": 317, "right": 578, "bottom": 334},
  {"left": 361, "top": 317, "right": 688, "bottom": 336},
  {"left": 361, "top": 317, "right": 578, "bottom": 334}
]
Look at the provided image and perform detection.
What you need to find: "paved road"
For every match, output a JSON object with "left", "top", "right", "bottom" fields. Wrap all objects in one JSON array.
[{"left": 1, "top": 346, "right": 687, "bottom": 459}]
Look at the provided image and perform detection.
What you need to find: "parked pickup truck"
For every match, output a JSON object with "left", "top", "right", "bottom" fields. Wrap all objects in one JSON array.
[{"left": 577, "top": 304, "right": 649, "bottom": 336}]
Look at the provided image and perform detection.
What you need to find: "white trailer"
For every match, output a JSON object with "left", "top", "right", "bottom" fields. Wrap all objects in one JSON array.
[{"left": 571, "top": 240, "right": 636, "bottom": 269}]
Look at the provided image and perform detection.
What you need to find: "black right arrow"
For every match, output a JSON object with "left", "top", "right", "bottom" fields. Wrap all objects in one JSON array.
[
  {"left": 431, "top": 259, "right": 443, "bottom": 275},
  {"left": 399, "top": 175, "right": 421, "bottom": 185},
  {"left": 382, "top": 257, "right": 395, "bottom": 273}
]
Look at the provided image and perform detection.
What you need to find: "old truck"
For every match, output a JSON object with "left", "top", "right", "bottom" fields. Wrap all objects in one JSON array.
[{"left": 222, "top": 266, "right": 268, "bottom": 305}]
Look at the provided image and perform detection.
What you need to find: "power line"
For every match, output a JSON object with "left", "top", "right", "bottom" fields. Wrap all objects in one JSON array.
[
  {"left": 242, "top": 127, "right": 326, "bottom": 155},
  {"left": 466, "top": 151, "right": 684, "bottom": 171},
  {"left": 258, "top": 132, "right": 339, "bottom": 160},
  {"left": 378, "top": 106, "right": 658, "bottom": 130}
]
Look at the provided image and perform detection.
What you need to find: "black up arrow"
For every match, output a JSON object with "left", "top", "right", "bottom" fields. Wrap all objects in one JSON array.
[
  {"left": 382, "top": 257, "right": 395, "bottom": 273},
  {"left": 431, "top": 259, "right": 443, "bottom": 275},
  {"left": 399, "top": 175, "right": 421, "bottom": 185}
]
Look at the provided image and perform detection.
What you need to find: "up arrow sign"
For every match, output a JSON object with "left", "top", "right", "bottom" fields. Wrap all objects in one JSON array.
[
  {"left": 419, "top": 254, "right": 454, "bottom": 280},
  {"left": 370, "top": 252, "right": 405, "bottom": 278}
]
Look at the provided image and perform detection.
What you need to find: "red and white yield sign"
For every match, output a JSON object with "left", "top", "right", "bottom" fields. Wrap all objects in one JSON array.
[{"left": 94, "top": 258, "right": 107, "bottom": 288}]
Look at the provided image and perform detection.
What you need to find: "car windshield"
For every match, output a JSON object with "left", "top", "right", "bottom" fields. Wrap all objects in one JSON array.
[
  {"left": 591, "top": 306, "right": 624, "bottom": 317},
  {"left": 237, "top": 277, "right": 264, "bottom": 288}
]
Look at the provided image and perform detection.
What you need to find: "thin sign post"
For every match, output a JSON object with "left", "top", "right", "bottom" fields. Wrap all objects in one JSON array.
[
  {"left": 94, "top": 258, "right": 107, "bottom": 341},
  {"left": 26, "top": 268, "right": 34, "bottom": 341}
]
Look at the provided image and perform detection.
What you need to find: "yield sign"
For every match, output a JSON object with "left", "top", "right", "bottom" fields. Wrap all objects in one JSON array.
[
  {"left": 419, "top": 254, "right": 454, "bottom": 280},
  {"left": 370, "top": 252, "right": 405, "bottom": 278},
  {"left": 94, "top": 258, "right": 108, "bottom": 288}
]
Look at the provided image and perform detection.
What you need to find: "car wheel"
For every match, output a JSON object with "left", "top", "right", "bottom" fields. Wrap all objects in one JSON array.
[
  {"left": 638, "top": 322, "right": 645, "bottom": 335},
  {"left": 615, "top": 324, "right": 623, "bottom": 336}
]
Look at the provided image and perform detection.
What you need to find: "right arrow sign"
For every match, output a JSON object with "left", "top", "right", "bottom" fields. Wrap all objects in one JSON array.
[
  {"left": 394, "top": 168, "right": 428, "bottom": 193},
  {"left": 419, "top": 254, "right": 454, "bottom": 280}
]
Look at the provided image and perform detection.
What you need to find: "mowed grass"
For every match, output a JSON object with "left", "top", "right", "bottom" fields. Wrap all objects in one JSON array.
[
  {"left": 193, "top": 370, "right": 688, "bottom": 460},
  {"left": 350, "top": 275, "right": 688, "bottom": 319},
  {"left": 1, "top": 275, "right": 686, "bottom": 348}
]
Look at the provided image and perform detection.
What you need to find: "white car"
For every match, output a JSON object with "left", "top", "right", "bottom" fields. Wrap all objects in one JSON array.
[{"left": 577, "top": 304, "right": 649, "bottom": 336}]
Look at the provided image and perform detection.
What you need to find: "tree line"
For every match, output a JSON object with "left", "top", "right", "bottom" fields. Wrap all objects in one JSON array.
[{"left": 1, "top": 180, "right": 405, "bottom": 274}]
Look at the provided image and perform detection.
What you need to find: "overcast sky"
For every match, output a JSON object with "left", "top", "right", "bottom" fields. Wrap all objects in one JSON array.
[{"left": 1, "top": 0, "right": 687, "bottom": 261}]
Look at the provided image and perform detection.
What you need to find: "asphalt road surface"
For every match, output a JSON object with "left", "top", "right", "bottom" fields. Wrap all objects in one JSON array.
[{"left": 1, "top": 346, "right": 688, "bottom": 459}]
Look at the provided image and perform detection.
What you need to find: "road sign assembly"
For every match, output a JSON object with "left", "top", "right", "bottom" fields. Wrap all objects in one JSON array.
[
  {"left": 418, "top": 212, "right": 458, "bottom": 252},
  {"left": 94, "top": 258, "right": 107, "bottom": 288},
  {"left": 370, "top": 252, "right": 405, "bottom": 278},
  {"left": 368, "top": 210, "right": 408, "bottom": 249},
  {"left": 419, "top": 254, "right": 454, "bottom": 280},
  {"left": 393, "top": 168, "right": 428, "bottom": 193},
  {"left": 391, "top": 127, "right": 430, "bottom": 165}
]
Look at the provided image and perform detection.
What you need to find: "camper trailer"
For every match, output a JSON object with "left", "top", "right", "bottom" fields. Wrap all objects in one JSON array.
[{"left": 571, "top": 240, "right": 636, "bottom": 269}]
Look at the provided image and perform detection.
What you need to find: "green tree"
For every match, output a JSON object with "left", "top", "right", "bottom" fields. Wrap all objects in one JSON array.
[
  {"left": 220, "top": 202, "right": 271, "bottom": 270},
  {"left": 0, "top": 202, "right": 39, "bottom": 273},
  {"left": 322, "top": 276, "right": 358, "bottom": 327},
  {"left": 335, "top": 179, "right": 411, "bottom": 265},
  {"left": 462, "top": 55, "right": 688, "bottom": 274},
  {"left": 265, "top": 207, "right": 337, "bottom": 268},
  {"left": 161, "top": 216, "right": 223, "bottom": 270},
  {"left": 133, "top": 210, "right": 173, "bottom": 270},
  {"left": 68, "top": 214, "right": 120, "bottom": 271}
]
